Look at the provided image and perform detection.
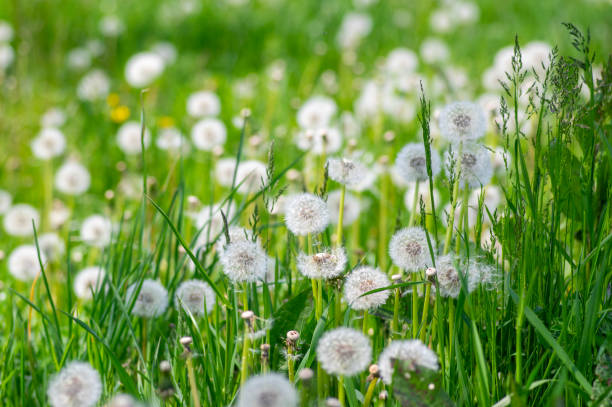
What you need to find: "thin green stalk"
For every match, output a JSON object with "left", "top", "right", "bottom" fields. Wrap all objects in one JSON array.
[
  {"left": 444, "top": 145, "right": 463, "bottom": 254},
  {"left": 363, "top": 310, "right": 369, "bottom": 335},
  {"left": 419, "top": 282, "right": 431, "bottom": 342},
  {"left": 186, "top": 357, "right": 201, "bottom": 407},
  {"left": 408, "top": 180, "right": 420, "bottom": 227},
  {"left": 240, "top": 288, "right": 250, "bottom": 385},
  {"left": 392, "top": 286, "right": 400, "bottom": 339},
  {"left": 363, "top": 377, "right": 378, "bottom": 407},
  {"left": 412, "top": 278, "right": 419, "bottom": 338},
  {"left": 338, "top": 375, "right": 345, "bottom": 407},
  {"left": 336, "top": 185, "right": 346, "bottom": 247}
]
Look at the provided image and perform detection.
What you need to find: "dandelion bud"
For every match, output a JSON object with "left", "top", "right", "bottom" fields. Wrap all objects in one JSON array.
[
  {"left": 240, "top": 107, "right": 252, "bottom": 118},
  {"left": 428, "top": 383, "right": 435, "bottom": 390},
  {"left": 379, "top": 390, "right": 388, "bottom": 400},
  {"left": 298, "top": 368, "right": 314, "bottom": 381},
  {"left": 261, "top": 343, "right": 270, "bottom": 355},
  {"left": 286, "top": 169, "right": 301, "bottom": 181},
  {"left": 426, "top": 267, "right": 437, "bottom": 280},
  {"left": 180, "top": 336, "right": 193, "bottom": 347},
  {"left": 369, "top": 364, "right": 380, "bottom": 376},
  {"left": 383, "top": 131, "right": 395, "bottom": 142},
  {"left": 104, "top": 190, "right": 115, "bottom": 200},
  {"left": 286, "top": 330, "right": 300, "bottom": 344},
  {"left": 325, "top": 398, "right": 341, "bottom": 407},
  {"left": 241, "top": 310, "right": 254, "bottom": 321},
  {"left": 160, "top": 361, "right": 171, "bottom": 372},
  {"left": 391, "top": 273, "right": 403, "bottom": 283}
]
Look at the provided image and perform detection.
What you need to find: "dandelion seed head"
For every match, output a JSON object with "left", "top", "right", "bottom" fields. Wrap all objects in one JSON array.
[
  {"left": 39, "top": 232, "right": 65, "bottom": 261},
  {"left": 395, "top": 143, "right": 442, "bottom": 183},
  {"left": 284, "top": 193, "right": 330, "bottom": 236},
  {"left": 389, "top": 227, "right": 433, "bottom": 271},
  {"left": 420, "top": 38, "right": 449, "bottom": 64},
  {"left": 156, "top": 127, "right": 188, "bottom": 152},
  {"left": 219, "top": 240, "right": 267, "bottom": 283},
  {"left": 449, "top": 143, "right": 493, "bottom": 189},
  {"left": 317, "top": 327, "right": 372, "bottom": 376},
  {"left": 336, "top": 12, "right": 372, "bottom": 50},
  {"left": 31, "top": 127, "right": 66, "bottom": 160},
  {"left": 55, "top": 161, "right": 91, "bottom": 195},
  {"left": 8, "top": 244, "right": 44, "bottom": 281},
  {"left": 296, "top": 127, "right": 342, "bottom": 155},
  {"left": 77, "top": 69, "right": 110, "bottom": 101},
  {"left": 237, "top": 373, "right": 298, "bottom": 407},
  {"left": 191, "top": 118, "right": 227, "bottom": 151},
  {"left": 0, "top": 20, "right": 14, "bottom": 42},
  {"left": 385, "top": 48, "right": 418, "bottom": 76},
  {"left": 0, "top": 189, "right": 12, "bottom": 214},
  {"left": 327, "top": 157, "right": 367, "bottom": 187},
  {"left": 215, "top": 226, "right": 254, "bottom": 255},
  {"left": 125, "top": 51, "right": 165, "bottom": 88},
  {"left": 126, "top": 279, "right": 168, "bottom": 318},
  {"left": 47, "top": 362, "right": 102, "bottom": 407},
  {"left": 187, "top": 91, "right": 221, "bottom": 118},
  {"left": 99, "top": 15, "right": 124, "bottom": 37},
  {"left": 439, "top": 101, "right": 486, "bottom": 142},
  {"left": 175, "top": 280, "right": 216, "bottom": 316},
  {"left": 235, "top": 160, "right": 268, "bottom": 194},
  {"left": 105, "top": 394, "right": 143, "bottom": 407},
  {"left": 378, "top": 340, "right": 439, "bottom": 384},
  {"left": 344, "top": 266, "right": 391, "bottom": 310},
  {"left": 116, "top": 121, "right": 151, "bottom": 155},
  {"left": 297, "top": 96, "right": 337, "bottom": 130},
  {"left": 215, "top": 157, "right": 237, "bottom": 187},
  {"left": 74, "top": 267, "right": 106, "bottom": 300},
  {"left": 3, "top": 203, "right": 40, "bottom": 237},
  {"left": 80, "top": 214, "right": 112, "bottom": 248},
  {"left": 297, "top": 247, "right": 347, "bottom": 279}
]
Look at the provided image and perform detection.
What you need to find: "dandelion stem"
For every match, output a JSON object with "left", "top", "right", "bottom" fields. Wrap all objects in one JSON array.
[
  {"left": 240, "top": 287, "right": 250, "bottom": 385},
  {"left": 288, "top": 346, "right": 295, "bottom": 383},
  {"left": 444, "top": 144, "right": 463, "bottom": 255},
  {"left": 336, "top": 185, "right": 346, "bottom": 247},
  {"left": 412, "top": 276, "right": 419, "bottom": 338},
  {"left": 392, "top": 286, "right": 400, "bottom": 339},
  {"left": 362, "top": 310, "right": 369, "bottom": 335},
  {"left": 363, "top": 377, "right": 378, "bottom": 407},
  {"left": 408, "top": 180, "right": 420, "bottom": 227},
  {"left": 186, "top": 356, "right": 201, "bottom": 407},
  {"left": 419, "top": 282, "right": 431, "bottom": 342},
  {"left": 338, "top": 375, "right": 345, "bottom": 407}
]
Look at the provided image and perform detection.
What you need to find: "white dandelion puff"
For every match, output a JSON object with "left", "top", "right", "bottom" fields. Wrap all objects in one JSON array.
[
  {"left": 31, "top": 127, "right": 66, "bottom": 160},
  {"left": 446, "top": 143, "right": 493, "bottom": 189},
  {"left": 47, "top": 362, "right": 102, "bottom": 407},
  {"left": 327, "top": 189, "right": 361, "bottom": 226},
  {"left": 174, "top": 280, "right": 216, "bottom": 316},
  {"left": 344, "top": 266, "right": 391, "bottom": 310},
  {"left": 317, "top": 327, "right": 372, "bottom": 376},
  {"left": 191, "top": 118, "right": 227, "bottom": 151},
  {"left": 388, "top": 227, "right": 434, "bottom": 271},
  {"left": 297, "top": 96, "right": 337, "bottom": 130},
  {"left": 151, "top": 41, "right": 177, "bottom": 65},
  {"left": 80, "top": 214, "right": 112, "bottom": 248},
  {"left": 296, "top": 127, "right": 343, "bottom": 155},
  {"left": 8, "top": 245, "right": 45, "bottom": 281},
  {"left": 439, "top": 101, "right": 486, "bottom": 142},
  {"left": 284, "top": 193, "right": 330, "bottom": 236},
  {"left": 156, "top": 127, "right": 189, "bottom": 152},
  {"left": 0, "top": 20, "right": 14, "bottom": 42},
  {"left": 215, "top": 227, "right": 254, "bottom": 255},
  {"left": 297, "top": 247, "right": 347, "bottom": 279},
  {"left": 378, "top": 340, "right": 439, "bottom": 384},
  {"left": 219, "top": 240, "right": 267, "bottom": 283},
  {"left": 126, "top": 279, "right": 169, "bottom": 318},
  {"left": 420, "top": 38, "right": 449, "bottom": 64},
  {"left": 55, "top": 161, "right": 91, "bottom": 195},
  {"left": 336, "top": 12, "right": 372, "bottom": 50},
  {"left": 77, "top": 69, "right": 110, "bottom": 101},
  {"left": 385, "top": 48, "right": 419, "bottom": 76},
  {"left": 327, "top": 157, "right": 367, "bottom": 187},
  {"left": 0, "top": 189, "right": 12, "bottom": 214},
  {"left": 74, "top": 267, "right": 106, "bottom": 300},
  {"left": 116, "top": 121, "right": 151, "bottom": 155},
  {"left": 434, "top": 254, "right": 481, "bottom": 298},
  {"left": 3, "top": 204, "right": 40, "bottom": 237},
  {"left": 105, "top": 394, "right": 143, "bottom": 407},
  {"left": 394, "top": 143, "right": 441, "bottom": 183},
  {"left": 41, "top": 108, "right": 66, "bottom": 128},
  {"left": 38, "top": 233, "right": 65, "bottom": 262},
  {"left": 215, "top": 157, "right": 237, "bottom": 187},
  {"left": 237, "top": 373, "right": 298, "bottom": 407},
  {"left": 187, "top": 91, "right": 221, "bottom": 118},
  {"left": 235, "top": 160, "right": 268, "bottom": 194},
  {"left": 124, "top": 51, "right": 165, "bottom": 88}
]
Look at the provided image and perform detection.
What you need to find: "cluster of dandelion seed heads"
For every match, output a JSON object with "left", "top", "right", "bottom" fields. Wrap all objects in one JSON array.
[
  {"left": 344, "top": 266, "right": 391, "bottom": 310},
  {"left": 47, "top": 361, "right": 102, "bottom": 407},
  {"left": 394, "top": 143, "right": 441, "bottom": 183},
  {"left": 389, "top": 227, "right": 434, "bottom": 271},
  {"left": 327, "top": 157, "right": 368, "bottom": 187},
  {"left": 174, "top": 280, "right": 216, "bottom": 316},
  {"left": 126, "top": 279, "right": 168, "bottom": 318},
  {"left": 297, "top": 247, "right": 347, "bottom": 279},
  {"left": 219, "top": 240, "right": 267, "bottom": 283},
  {"left": 237, "top": 373, "right": 298, "bottom": 407},
  {"left": 378, "top": 340, "right": 440, "bottom": 384},
  {"left": 284, "top": 193, "right": 330, "bottom": 236},
  {"left": 439, "top": 101, "right": 486, "bottom": 142},
  {"left": 317, "top": 327, "right": 372, "bottom": 376}
]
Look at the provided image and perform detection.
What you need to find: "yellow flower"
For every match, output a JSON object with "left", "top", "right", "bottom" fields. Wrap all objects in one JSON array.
[
  {"left": 158, "top": 116, "right": 175, "bottom": 128},
  {"left": 111, "top": 106, "right": 130, "bottom": 123},
  {"left": 106, "top": 93, "right": 120, "bottom": 108}
]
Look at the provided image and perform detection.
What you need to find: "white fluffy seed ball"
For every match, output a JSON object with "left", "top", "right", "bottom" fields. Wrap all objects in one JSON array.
[
  {"left": 187, "top": 91, "right": 221, "bottom": 117},
  {"left": 55, "top": 161, "right": 91, "bottom": 195},
  {"left": 439, "top": 101, "right": 486, "bottom": 142},
  {"left": 174, "top": 280, "right": 216, "bottom": 316},
  {"left": 284, "top": 193, "right": 330, "bottom": 236},
  {"left": 445, "top": 142, "right": 493, "bottom": 189},
  {"left": 47, "top": 361, "right": 102, "bottom": 407},
  {"left": 116, "top": 121, "right": 151, "bottom": 155},
  {"left": 297, "top": 247, "right": 347, "bottom": 279},
  {"left": 126, "top": 279, "right": 169, "bottom": 318},
  {"left": 378, "top": 340, "right": 439, "bottom": 384},
  {"left": 124, "top": 51, "right": 165, "bottom": 88},
  {"left": 388, "top": 227, "right": 434, "bottom": 271},
  {"left": 8, "top": 244, "right": 45, "bottom": 281},
  {"left": 343, "top": 266, "right": 391, "bottom": 310},
  {"left": 80, "top": 214, "right": 112, "bottom": 247},
  {"left": 3, "top": 203, "right": 40, "bottom": 237},
  {"left": 31, "top": 127, "right": 66, "bottom": 160},
  {"left": 394, "top": 143, "right": 441, "bottom": 183},
  {"left": 237, "top": 373, "right": 298, "bottom": 407},
  {"left": 235, "top": 160, "right": 269, "bottom": 194},
  {"left": 73, "top": 267, "right": 106, "bottom": 300},
  {"left": 219, "top": 240, "right": 268, "bottom": 283},
  {"left": 317, "top": 327, "right": 372, "bottom": 376},
  {"left": 327, "top": 157, "right": 368, "bottom": 187},
  {"left": 191, "top": 118, "right": 227, "bottom": 151}
]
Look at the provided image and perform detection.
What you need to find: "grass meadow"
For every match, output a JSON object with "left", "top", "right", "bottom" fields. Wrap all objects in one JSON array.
[{"left": 0, "top": 0, "right": 612, "bottom": 406}]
